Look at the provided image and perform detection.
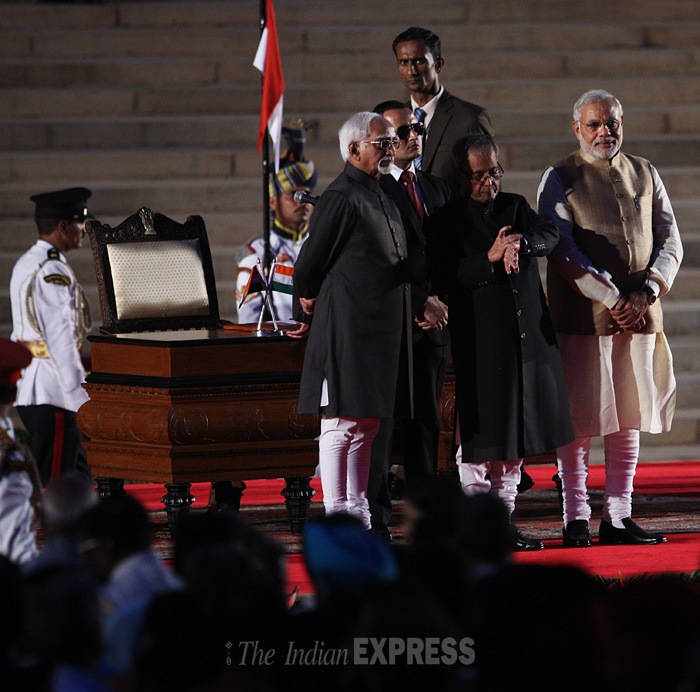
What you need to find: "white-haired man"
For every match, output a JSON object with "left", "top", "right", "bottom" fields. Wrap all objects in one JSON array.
[
  {"left": 538, "top": 89, "right": 683, "bottom": 547},
  {"left": 289, "top": 112, "right": 412, "bottom": 530}
]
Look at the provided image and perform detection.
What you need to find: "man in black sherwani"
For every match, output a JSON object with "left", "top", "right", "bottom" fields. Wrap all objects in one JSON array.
[
  {"left": 426, "top": 134, "right": 574, "bottom": 550},
  {"left": 290, "top": 112, "right": 413, "bottom": 531}
]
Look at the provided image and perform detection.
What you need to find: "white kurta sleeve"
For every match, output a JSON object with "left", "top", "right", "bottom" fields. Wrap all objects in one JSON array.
[
  {"left": 537, "top": 167, "right": 622, "bottom": 309},
  {"left": 647, "top": 165, "right": 683, "bottom": 297}
]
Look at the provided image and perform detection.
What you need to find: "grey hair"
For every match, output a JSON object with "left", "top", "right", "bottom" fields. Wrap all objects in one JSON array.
[
  {"left": 451, "top": 133, "right": 499, "bottom": 172},
  {"left": 338, "top": 111, "right": 384, "bottom": 162},
  {"left": 572, "top": 89, "right": 623, "bottom": 121}
]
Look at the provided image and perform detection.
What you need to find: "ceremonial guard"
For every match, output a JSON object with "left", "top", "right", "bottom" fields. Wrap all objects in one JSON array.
[
  {"left": 236, "top": 127, "right": 318, "bottom": 323},
  {"left": 10, "top": 187, "right": 93, "bottom": 485}
]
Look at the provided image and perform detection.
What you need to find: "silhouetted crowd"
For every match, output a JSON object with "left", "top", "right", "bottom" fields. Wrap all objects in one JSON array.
[{"left": 2, "top": 473, "right": 700, "bottom": 692}]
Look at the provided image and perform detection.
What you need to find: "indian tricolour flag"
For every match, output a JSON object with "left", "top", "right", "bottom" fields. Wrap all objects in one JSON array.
[
  {"left": 253, "top": 0, "right": 285, "bottom": 171},
  {"left": 271, "top": 263, "right": 294, "bottom": 295}
]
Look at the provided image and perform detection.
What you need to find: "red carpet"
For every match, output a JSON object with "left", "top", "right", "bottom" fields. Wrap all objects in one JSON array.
[{"left": 127, "top": 462, "right": 700, "bottom": 594}]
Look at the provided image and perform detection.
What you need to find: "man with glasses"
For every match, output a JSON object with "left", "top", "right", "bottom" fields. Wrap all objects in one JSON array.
[
  {"left": 9, "top": 187, "right": 93, "bottom": 484},
  {"left": 365, "top": 100, "right": 450, "bottom": 541},
  {"left": 538, "top": 89, "right": 683, "bottom": 547},
  {"left": 426, "top": 134, "right": 573, "bottom": 550},
  {"left": 289, "top": 112, "right": 412, "bottom": 531},
  {"left": 392, "top": 26, "right": 493, "bottom": 195}
]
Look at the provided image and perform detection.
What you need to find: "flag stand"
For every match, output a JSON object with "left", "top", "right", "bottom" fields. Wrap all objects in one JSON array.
[
  {"left": 252, "top": 0, "right": 286, "bottom": 337},
  {"left": 254, "top": 260, "right": 284, "bottom": 337}
]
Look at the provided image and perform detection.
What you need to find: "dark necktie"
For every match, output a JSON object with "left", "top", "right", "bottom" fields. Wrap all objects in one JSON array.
[
  {"left": 413, "top": 107, "right": 426, "bottom": 170},
  {"left": 400, "top": 170, "right": 424, "bottom": 223}
]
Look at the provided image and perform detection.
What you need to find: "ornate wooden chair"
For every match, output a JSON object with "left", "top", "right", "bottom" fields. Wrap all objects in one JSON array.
[{"left": 86, "top": 207, "right": 220, "bottom": 334}]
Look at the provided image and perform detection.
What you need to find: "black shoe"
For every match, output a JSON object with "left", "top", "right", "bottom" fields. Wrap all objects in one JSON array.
[
  {"left": 511, "top": 527, "right": 544, "bottom": 551},
  {"left": 517, "top": 469, "right": 535, "bottom": 493},
  {"left": 599, "top": 517, "right": 667, "bottom": 545},
  {"left": 563, "top": 519, "right": 592, "bottom": 547}
]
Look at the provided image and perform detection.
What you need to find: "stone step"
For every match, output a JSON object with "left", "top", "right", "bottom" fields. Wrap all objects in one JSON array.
[
  {"left": 667, "top": 335, "right": 700, "bottom": 374},
  {"left": 3, "top": 0, "right": 697, "bottom": 33},
  {"left": 0, "top": 165, "right": 696, "bottom": 225},
  {"left": 6, "top": 23, "right": 700, "bottom": 61},
  {"left": 674, "top": 373, "right": 700, "bottom": 410},
  {"left": 2, "top": 103, "right": 699, "bottom": 153},
  {"left": 288, "top": 22, "right": 700, "bottom": 55},
  {"left": 463, "top": 0, "right": 699, "bottom": 24},
  {"left": 3, "top": 75, "right": 700, "bottom": 119},
  {"left": 660, "top": 269, "right": 700, "bottom": 302},
  {"left": 661, "top": 301, "right": 700, "bottom": 338},
  {"left": 1, "top": 134, "right": 698, "bottom": 186},
  {"left": 4, "top": 45, "right": 700, "bottom": 89},
  {"left": 678, "top": 227, "right": 699, "bottom": 267}
]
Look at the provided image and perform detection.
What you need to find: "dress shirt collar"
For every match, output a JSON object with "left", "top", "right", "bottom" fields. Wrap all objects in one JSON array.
[
  {"left": 388, "top": 162, "right": 418, "bottom": 182},
  {"left": 410, "top": 86, "right": 444, "bottom": 128}
]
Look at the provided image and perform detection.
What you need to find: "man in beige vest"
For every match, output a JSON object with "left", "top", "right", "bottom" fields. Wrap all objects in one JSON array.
[{"left": 537, "top": 89, "right": 683, "bottom": 547}]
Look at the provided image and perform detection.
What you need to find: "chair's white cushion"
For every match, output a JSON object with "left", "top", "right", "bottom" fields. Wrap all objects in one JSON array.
[{"left": 108, "top": 239, "right": 210, "bottom": 319}]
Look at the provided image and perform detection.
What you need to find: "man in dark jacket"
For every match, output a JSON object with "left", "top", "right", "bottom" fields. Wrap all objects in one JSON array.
[
  {"left": 392, "top": 26, "right": 493, "bottom": 194},
  {"left": 367, "top": 100, "right": 450, "bottom": 540},
  {"left": 426, "top": 134, "right": 573, "bottom": 550},
  {"left": 290, "top": 112, "right": 412, "bottom": 531}
]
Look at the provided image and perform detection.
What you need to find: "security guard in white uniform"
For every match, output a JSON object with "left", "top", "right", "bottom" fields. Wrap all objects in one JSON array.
[{"left": 10, "top": 187, "right": 93, "bottom": 485}]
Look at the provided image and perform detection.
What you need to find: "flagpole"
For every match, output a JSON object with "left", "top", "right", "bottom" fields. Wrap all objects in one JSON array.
[{"left": 259, "top": 0, "right": 272, "bottom": 276}]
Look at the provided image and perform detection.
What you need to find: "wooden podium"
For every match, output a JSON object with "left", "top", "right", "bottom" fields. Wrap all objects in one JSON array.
[{"left": 78, "top": 329, "right": 323, "bottom": 532}]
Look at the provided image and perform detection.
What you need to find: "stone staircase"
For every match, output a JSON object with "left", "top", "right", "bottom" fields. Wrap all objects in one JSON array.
[{"left": 0, "top": 0, "right": 699, "bottom": 461}]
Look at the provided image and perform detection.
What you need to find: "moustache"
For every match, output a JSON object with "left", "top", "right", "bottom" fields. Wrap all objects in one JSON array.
[{"left": 378, "top": 156, "right": 394, "bottom": 173}]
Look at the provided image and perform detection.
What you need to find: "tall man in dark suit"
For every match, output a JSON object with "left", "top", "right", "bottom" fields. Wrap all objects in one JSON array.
[
  {"left": 392, "top": 26, "right": 494, "bottom": 195},
  {"left": 367, "top": 100, "right": 450, "bottom": 540}
]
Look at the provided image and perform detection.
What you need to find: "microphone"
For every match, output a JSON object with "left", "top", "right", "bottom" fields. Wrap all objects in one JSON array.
[{"left": 293, "top": 190, "right": 320, "bottom": 206}]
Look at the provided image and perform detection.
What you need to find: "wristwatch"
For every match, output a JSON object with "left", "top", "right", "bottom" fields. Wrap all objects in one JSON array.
[{"left": 640, "top": 285, "right": 657, "bottom": 304}]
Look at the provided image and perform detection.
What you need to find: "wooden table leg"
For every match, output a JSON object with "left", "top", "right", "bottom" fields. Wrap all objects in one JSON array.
[
  {"left": 162, "top": 482, "right": 194, "bottom": 536},
  {"left": 281, "top": 477, "right": 315, "bottom": 533}
]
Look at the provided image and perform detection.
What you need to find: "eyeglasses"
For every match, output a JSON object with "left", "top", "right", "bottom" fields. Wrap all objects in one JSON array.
[
  {"left": 361, "top": 137, "right": 400, "bottom": 151},
  {"left": 578, "top": 119, "right": 621, "bottom": 133},
  {"left": 467, "top": 163, "right": 504, "bottom": 184},
  {"left": 395, "top": 122, "right": 425, "bottom": 140}
]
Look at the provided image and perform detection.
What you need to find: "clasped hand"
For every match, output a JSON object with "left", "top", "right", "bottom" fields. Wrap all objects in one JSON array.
[
  {"left": 416, "top": 295, "right": 448, "bottom": 331},
  {"left": 488, "top": 226, "right": 522, "bottom": 275},
  {"left": 610, "top": 290, "right": 649, "bottom": 331},
  {"left": 285, "top": 296, "right": 316, "bottom": 339}
]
